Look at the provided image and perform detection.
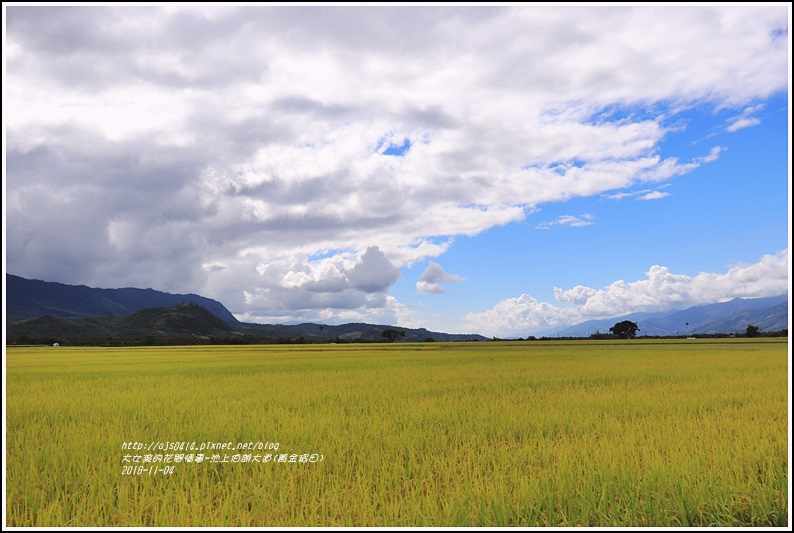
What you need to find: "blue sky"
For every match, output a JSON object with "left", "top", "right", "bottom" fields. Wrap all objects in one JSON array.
[
  {"left": 408, "top": 96, "right": 790, "bottom": 292},
  {"left": 4, "top": 5, "right": 791, "bottom": 337},
  {"left": 396, "top": 94, "right": 790, "bottom": 335}
]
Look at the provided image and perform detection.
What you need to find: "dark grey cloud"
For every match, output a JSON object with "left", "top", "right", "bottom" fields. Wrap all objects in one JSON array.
[
  {"left": 6, "top": 123, "right": 223, "bottom": 291},
  {"left": 401, "top": 105, "right": 458, "bottom": 130},
  {"left": 238, "top": 6, "right": 504, "bottom": 55},
  {"left": 7, "top": 6, "right": 264, "bottom": 90},
  {"left": 6, "top": 6, "right": 504, "bottom": 93},
  {"left": 419, "top": 261, "right": 464, "bottom": 284},
  {"left": 7, "top": 7, "right": 128, "bottom": 54},
  {"left": 347, "top": 246, "right": 401, "bottom": 293},
  {"left": 271, "top": 97, "right": 354, "bottom": 119},
  {"left": 8, "top": 126, "right": 207, "bottom": 214}
]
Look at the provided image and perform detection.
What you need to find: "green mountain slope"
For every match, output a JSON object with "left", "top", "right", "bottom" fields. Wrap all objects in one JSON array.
[
  {"left": 8, "top": 302, "right": 237, "bottom": 345},
  {"left": 6, "top": 274, "right": 238, "bottom": 325}
]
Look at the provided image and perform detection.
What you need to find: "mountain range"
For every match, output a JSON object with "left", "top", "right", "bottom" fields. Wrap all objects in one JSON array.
[
  {"left": 6, "top": 274, "right": 238, "bottom": 324},
  {"left": 5, "top": 274, "right": 487, "bottom": 345},
  {"left": 553, "top": 294, "right": 789, "bottom": 337},
  {"left": 5, "top": 274, "right": 788, "bottom": 344}
]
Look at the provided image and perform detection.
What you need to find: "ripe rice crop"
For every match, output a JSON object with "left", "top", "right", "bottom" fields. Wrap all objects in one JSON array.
[{"left": 5, "top": 339, "right": 789, "bottom": 526}]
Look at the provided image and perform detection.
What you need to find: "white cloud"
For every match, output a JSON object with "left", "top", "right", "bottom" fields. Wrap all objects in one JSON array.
[
  {"left": 235, "top": 294, "right": 420, "bottom": 329},
  {"left": 416, "top": 261, "right": 465, "bottom": 294},
  {"left": 603, "top": 183, "right": 673, "bottom": 201},
  {"left": 244, "top": 246, "right": 401, "bottom": 318},
  {"left": 536, "top": 214, "right": 595, "bottom": 230},
  {"left": 416, "top": 282, "right": 445, "bottom": 295},
  {"left": 554, "top": 285, "right": 598, "bottom": 305},
  {"left": 693, "top": 146, "right": 723, "bottom": 164},
  {"left": 638, "top": 191, "right": 670, "bottom": 201},
  {"left": 5, "top": 6, "right": 788, "bottom": 323},
  {"left": 602, "top": 191, "right": 636, "bottom": 200},
  {"left": 726, "top": 104, "right": 765, "bottom": 132},
  {"left": 463, "top": 250, "right": 789, "bottom": 337},
  {"left": 726, "top": 117, "right": 761, "bottom": 132}
]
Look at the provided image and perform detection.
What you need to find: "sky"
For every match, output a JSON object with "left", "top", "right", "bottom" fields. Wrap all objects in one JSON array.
[{"left": 3, "top": 4, "right": 791, "bottom": 337}]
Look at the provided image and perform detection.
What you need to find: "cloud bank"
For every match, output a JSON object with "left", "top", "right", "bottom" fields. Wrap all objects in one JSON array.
[
  {"left": 5, "top": 6, "right": 789, "bottom": 325},
  {"left": 462, "top": 250, "right": 790, "bottom": 337}
]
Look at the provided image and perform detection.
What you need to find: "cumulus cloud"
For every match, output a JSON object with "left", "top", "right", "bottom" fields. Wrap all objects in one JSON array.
[
  {"left": 5, "top": 5, "right": 789, "bottom": 324},
  {"left": 463, "top": 250, "right": 790, "bottom": 337},
  {"left": 554, "top": 285, "right": 598, "bottom": 305},
  {"left": 241, "top": 246, "right": 401, "bottom": 321},
  {"left": 416, "top": 262, "right": 465, "bottom": 294},
  {"left": 348, "top": 246, "right": 402, "bottom": 293}
]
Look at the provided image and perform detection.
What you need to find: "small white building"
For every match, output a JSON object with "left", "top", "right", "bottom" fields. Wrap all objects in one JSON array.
[{"left": 52, "top": 343, "right": 60, "bottom": 347}]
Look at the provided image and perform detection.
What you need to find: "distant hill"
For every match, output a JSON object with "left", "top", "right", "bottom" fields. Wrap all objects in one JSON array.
[
  {"left": 6, "top": 274, "right": 239, "bottom": 325},
  {"left": 236, "top": 322, "right": 487, "bottom": 343},
  {"left": 637, "top": 295, "right": 788, "bottom": 336},
  {"left": 7, "top": 304, "right": 487, "bottom": 346},
  {"left": 689, "top": 302, "right": 788, "bottom": 334},
  {"left": 554, "top": 311, "right": 669, "bottom": 338},
  {"left": 554, "top": 294, "right": 789, "bottom": 337},
  {"left": 7, "top": 302, "right": 237, "bottom": 345}
]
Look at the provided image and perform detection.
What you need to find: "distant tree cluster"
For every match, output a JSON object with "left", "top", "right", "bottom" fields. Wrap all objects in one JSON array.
[
  {"left": 381, "top": 329, "right": 406, "bottom": 343},
  {"left": 609, "top": 320, "right": 639, "bottom": 339}
]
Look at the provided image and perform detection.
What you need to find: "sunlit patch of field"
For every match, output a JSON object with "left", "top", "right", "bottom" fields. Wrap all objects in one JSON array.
[{"left": 5, "top": 339, "right": 788, "bottom": 526}]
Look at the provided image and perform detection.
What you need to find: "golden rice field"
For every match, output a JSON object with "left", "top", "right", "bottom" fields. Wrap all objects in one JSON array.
[{"left": 5, "top": 339, "right": 790, "bottom": 527}]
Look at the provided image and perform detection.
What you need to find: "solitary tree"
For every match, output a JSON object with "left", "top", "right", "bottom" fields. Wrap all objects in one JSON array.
[
  {"left": 609, "top": 320, "right": 639, "bottom": 339},
  {"left": 381, "top": 329, "right": 406, "bottom": 343},
  {"left": 745, "top": 324, "right": 759, "bottom": 338}
]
